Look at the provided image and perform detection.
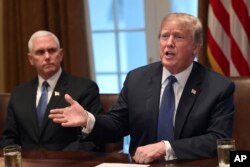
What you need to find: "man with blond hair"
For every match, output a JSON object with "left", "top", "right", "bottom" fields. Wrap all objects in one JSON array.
[{"left": 50, "top": 13, "right": 234, "bottom": 163}]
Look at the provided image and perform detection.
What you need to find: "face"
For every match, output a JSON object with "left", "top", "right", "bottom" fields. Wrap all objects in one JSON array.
[
  {"left": 159, "top": 21, "right": 199, "bottom": 74},
  {"left": 28, "top": 35, "right": 63, "bottom": 80}
]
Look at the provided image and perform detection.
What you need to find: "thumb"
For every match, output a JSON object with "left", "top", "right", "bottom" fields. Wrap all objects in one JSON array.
[{"left": 64, "top": 94, "right": 76, "bottom": 106}]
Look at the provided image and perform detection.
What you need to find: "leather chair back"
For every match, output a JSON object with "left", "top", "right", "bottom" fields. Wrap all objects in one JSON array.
[
  {"left": 100, "top": 94, "right": 118, "bottom": 113},
  {"left": 0, "top": 93, "right": 10, "bottom": 135},
  {"left": 99, "top": 94, "right": 123, "bottom": 152},
  {"left": 231, "top": 77, "right": 250, "bottom": 150}
]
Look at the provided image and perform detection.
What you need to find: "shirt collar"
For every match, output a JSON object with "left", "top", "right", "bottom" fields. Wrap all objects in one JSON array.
[
  {"left": 38, "top": 68, "right": 62, "bottom": 90},
  {"left": 162, "top": 63, "right": 193, "bottom": 88}
]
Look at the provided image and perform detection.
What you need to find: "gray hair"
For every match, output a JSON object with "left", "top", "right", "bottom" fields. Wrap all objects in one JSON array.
[{"left": 28, "top": 30, "right": 60, "bottom": 52}]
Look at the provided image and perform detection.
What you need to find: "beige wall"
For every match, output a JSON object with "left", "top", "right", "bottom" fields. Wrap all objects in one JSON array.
[{"left": 0, "top": 0, "right": 4, "bottom": 92}]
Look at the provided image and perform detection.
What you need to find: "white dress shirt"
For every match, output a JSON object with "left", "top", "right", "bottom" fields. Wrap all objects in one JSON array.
[{"left": 36, "top": 68, "right": 62, "bottom": 106}]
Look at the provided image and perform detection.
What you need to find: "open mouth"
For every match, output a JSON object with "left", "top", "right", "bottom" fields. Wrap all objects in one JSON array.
[{"left": 165, "top": 51, "right": 175, "bottom": 58}]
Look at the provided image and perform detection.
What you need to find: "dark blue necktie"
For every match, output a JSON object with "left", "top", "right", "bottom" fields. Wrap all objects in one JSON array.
[
  {"left": 157, "top": 75, "right": 177, "bottom": 141},
  {"left": 37, "top": 81, "right": 49, "bottom": 128}
]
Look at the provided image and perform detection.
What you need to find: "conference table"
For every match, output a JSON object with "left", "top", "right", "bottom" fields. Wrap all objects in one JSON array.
[{"left": 0, "top": 149, "right": 218, "bottom": 167}]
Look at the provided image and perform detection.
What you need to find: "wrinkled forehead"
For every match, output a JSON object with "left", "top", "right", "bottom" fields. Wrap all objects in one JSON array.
[
  {"left": 161, "top": 17, "right": 194, "bottom": 32},
  {"left": 161, "top": 22, "right": 189, "bottom": 33}
]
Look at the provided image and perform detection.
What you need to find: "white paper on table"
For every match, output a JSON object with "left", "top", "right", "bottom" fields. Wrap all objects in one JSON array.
[{"left": 95, "top": 163, "right": 150, "bottom": 167}]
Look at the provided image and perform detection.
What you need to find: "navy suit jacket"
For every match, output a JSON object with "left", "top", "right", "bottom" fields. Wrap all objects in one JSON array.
[
  {"left": 0, "top": 71, "right": 103, "bottom": 151},
  {"left": 90, "top": 61, "right": 235, "bottom": 160}
]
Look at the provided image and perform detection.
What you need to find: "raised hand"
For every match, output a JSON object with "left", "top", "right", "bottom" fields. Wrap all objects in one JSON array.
[{"left": 49, "top": 94, "right": 88, "bottom": 127}]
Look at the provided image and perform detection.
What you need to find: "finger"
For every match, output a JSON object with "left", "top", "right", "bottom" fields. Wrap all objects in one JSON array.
[
  {"left": 132, "top": 155, "right": 137, "bottom": 163},
  {"left": 49, "top": 112, "right": 64, "bottom": 119},
  {"left": 62, "top": 122, "right": 75, "bottom": 127},
  {"left": 48, "top": 114, "right": 58, "bottom": 119},
  {"left": 133, "top": 155, "right": 143, "bottom": 164},
  {"left": 51, "top": 117, "right": 67, "bottom": 124},
  {"left": 50, "top": 108, "right": 64, "bottom": 114},
  {"left": 64, "top": 94, "right": 76, "bottom": 106},
  {"left": 49, "top": 112, "right": 65, "bottom": 119},
  {"left": 132, "top": 153, "right": 140, "bottom": 162},
  {"left": 133, "top": 155, "right": 149, "bottom": 164}
]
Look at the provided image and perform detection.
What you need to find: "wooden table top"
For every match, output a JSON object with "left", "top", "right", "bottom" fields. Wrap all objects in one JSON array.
[{"left": 0, "top": 149, "right": 218, "bottom": 167}]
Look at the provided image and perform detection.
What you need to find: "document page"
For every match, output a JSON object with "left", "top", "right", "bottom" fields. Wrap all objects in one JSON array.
[{"left": 96, "top": 163, "right": 150, "bottom": 167}]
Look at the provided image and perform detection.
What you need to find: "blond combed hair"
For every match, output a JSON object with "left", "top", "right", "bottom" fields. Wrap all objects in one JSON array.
[{"left": 159, "top": 13, "right": 203, "bottom": 45}]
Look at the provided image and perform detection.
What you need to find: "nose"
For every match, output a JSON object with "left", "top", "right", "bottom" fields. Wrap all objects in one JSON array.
[
  {"left": 166, "top": 36, "right": 175, "bottom": 47},
  {"left": 44, "top": 51, "right": 51, "bottom": 59}
]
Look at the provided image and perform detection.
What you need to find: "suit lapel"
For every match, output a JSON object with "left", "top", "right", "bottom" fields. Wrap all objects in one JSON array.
[
  {"left": 25, "top": 79, "right": 41, "bottom": 138},
  {"left": 174, "top": 63, "right": 203, "bottom": 138},
  {"left": 145, "top": 63, "right": 163, "bottom": 142}
]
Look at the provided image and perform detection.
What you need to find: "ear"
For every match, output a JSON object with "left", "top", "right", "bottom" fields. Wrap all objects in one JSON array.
[
  {"left": 192, "top": 44, "right": 201, "bottom": 55},
  {"left": 28, "top": 53, "right": 34, "bottom": 66},
  {"left": 59, "top": 48, "right": 63, "bottom": 62}
]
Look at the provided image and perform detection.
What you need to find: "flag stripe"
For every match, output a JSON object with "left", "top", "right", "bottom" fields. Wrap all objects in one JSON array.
[
  {"left": 207, "top": 29, "right": 229, "bottom": 75},
  {"left": 208, "top": 5, "right": 230, "bottom": 60},
  {"left": 231, "top": 38, "right": 250, "bottom": 75},
  {"left": 210, "top": 0, "right": 230, "bottom": 36},
  {"left": 207, "top": 0, "right": 250, "bottom": 76},
  {"left": 232, "top": 0, "right": 250, "bottom": 42},
  {"left": 207, "top": 47, "right": 224, "bottom": 75}
]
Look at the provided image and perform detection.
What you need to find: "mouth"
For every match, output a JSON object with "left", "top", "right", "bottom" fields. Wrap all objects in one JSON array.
[
  {"left": 164, "top": 51, "right": 175, "bottom": 58},
  {"left": 43, "top": 63, "right": 54, "bottom": 68}
]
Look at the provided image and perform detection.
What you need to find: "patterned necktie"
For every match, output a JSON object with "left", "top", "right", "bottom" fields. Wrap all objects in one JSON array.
[
  {"left": 37, "top": 81, "right": 49, "bottom": 128},
  {"left": 157, "top": 75, "right": 177, "bottom": 141}
]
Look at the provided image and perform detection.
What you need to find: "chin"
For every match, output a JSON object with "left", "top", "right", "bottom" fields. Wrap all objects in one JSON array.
[
  {"left": 161, "top": 58, "right": 174, "bottom": 66},
  {"left": 43, "top": 68, "right": 56, "bottom": 75}
]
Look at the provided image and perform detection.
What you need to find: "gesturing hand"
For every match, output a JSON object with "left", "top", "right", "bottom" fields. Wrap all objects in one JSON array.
[{"left": 49, "top": 94, "right": 88, "bottom": 127}]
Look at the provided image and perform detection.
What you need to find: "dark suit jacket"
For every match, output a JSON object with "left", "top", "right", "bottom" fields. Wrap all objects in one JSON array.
[
  {"left": 0, "top": 71, "right": 103, "bottom": 151},
  {"left": 90, "top": 61, "right": 235, "bottom": 160}
]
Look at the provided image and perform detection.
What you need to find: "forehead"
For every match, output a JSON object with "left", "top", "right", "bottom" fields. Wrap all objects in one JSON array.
[
  {"left": 161, "top": 21, "right": 190, "bottom": 33},
  {"left": 32, "top": 36, "right": 57, "bottom": 50}
]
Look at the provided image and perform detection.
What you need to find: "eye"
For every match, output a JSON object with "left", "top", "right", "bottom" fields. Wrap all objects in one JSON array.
[
  {"left": 160, "top": 33, "right": 169, "bottom": 40},
  {"left": 35, "top": 49, "right": 45, "bottom": 56},
  {"left": 47, "top": 48, "right": 58, "bottom": 54},
  {"left": 173, "top": 34, "right": 185, "bottom": 41}
]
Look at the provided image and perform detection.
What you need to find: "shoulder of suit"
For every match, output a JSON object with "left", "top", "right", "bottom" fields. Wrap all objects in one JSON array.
[
  {"left": 9, "top": 78, "right": 37, "bottom": 98},
  {"left": 128, "top": 61, "right": 162, "bottom": 74},
  {"left": 63, "top": 73, "right": 97, "bottom": 86},
  {"left": 193, "top": 62, "right": 233, "bottom": 85}
]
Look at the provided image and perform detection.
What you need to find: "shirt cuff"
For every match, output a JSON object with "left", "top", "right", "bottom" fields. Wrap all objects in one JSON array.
[
  {"left": 81, "top": 112, "right": 96, "bottom": 134},
  {"left": 163, "top": 140, "right": 177, "bottom": 160}
]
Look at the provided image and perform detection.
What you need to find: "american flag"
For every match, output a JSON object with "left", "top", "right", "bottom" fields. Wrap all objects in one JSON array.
[{"left": 207, "top": 0, "right": 250, "bottom": 76}]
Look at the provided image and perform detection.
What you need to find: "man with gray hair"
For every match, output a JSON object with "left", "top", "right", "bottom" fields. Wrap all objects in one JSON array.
[{"left": 0, "top": 30, "right": 103, "bottom": 151}]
